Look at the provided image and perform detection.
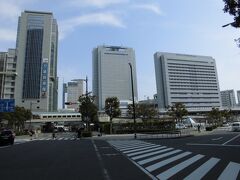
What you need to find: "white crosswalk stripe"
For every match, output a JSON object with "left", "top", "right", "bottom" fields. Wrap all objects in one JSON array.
[
  {"left": 36, "top": 137, "right": 77, "bottom": 141},
  {"left": 218, "top": 162, "right": 240, "bottom": 180},
  {"left": 184, "top": 157, "right": 220, "bottom": 180},
  {"left": 108, "top": 140, "right": 240, "bottom": 180}
]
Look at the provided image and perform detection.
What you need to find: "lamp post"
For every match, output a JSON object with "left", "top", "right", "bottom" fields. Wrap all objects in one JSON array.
[
  {"left": 29, "top": 101, "right": 38, "bottom": 130},
  {"left": 128, "top": 63, "right": 136, "bottom": 139}
]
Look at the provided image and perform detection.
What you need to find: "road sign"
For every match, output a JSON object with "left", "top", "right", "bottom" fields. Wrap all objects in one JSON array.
[{"left": 0, "top": 99, "right": 15, "bottom": 112}]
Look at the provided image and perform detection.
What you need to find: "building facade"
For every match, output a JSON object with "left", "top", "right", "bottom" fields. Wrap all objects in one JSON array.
[
  {"left": 237, "top": 90, "right": 240, "bottom": 106},
  {"left": 15, "top": 11, "right": 58, "bottom": 112},
  {"left": 220, "top": 89, "right": 236, "bottom": 108},
  {"left": 0, "top": 49, "right": 17, "bottom": 99},
  {"left": 92, "top": 45, "right": 138, "bottom": 111},
  {"left": 154, "top": 52, "right": 221, "bottom": 111},
  {"left": 66, "top": 79, "right": 84, "bottom": 111}
]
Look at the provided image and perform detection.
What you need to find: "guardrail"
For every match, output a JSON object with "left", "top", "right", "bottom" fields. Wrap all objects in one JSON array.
[{"left": 137, "top": 129, "right": 192, "bottom": 139}]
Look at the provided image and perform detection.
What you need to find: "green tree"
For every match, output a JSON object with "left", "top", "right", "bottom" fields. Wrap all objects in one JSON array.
[
  {"left": 105, "top": 97, "right": 121, "bottom": 134},
  {"left": 78, "top": 95, "right": 98, "bottom": 130},
  {"left": 207, "top": 107, "right": 222, "bottom": 126},
  {"left": 167, "top": 102, "right": 188, "bottom": 123},
  {"left": 0, "top": 106, "right": 31, "bottom": 132},
  {"left": 221, "top": 109, "right": 233, "bottom": 123},
  {"left": 223, "top": 0, "right": 240, "bottom": 46},
  {"left": 128, "top": 103, "right": 158, "bottom": 120}
]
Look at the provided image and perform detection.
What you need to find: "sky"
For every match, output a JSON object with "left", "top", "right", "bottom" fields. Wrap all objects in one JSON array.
[{"left": 0, "top": 0, "right": 240, "bottom": 108}]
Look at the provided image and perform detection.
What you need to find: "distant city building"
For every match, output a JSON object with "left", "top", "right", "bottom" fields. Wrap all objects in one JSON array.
[
  {"left": 92, "top": 45, "right": 138, "bottom": 111},
  {"left": 154, "top": 52, "right": 221, "bottom": 111},
  {"left": 15, "top": 11, "right": 58, "bottom": 112},
  {"left": 237, "top": 90, "right": 240, "bottom": 106},
  {"left": 0, "top": 49, "right": 17, "bottom": 99},
  {"left": 220, "top": 89, "right": 236, "bottom": 108},
  {"left": 138, "top": 95, "right": 158, "bottom": 108},
  {"left": 66, "top": 79, "right": 84, "bottom": 111},
  {"left": 62, "top": 83, "right": 67, "bottom": 109}
]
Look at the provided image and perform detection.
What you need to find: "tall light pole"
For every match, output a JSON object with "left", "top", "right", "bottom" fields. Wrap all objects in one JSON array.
[{"left": 128, "top": 63, "right": 136, "bottom": 139}]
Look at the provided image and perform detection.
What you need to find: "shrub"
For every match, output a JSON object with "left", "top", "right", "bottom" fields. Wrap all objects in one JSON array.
[
  {"left": 206, "top": 126, "right": 213, "bottom": 131},
  {"left": 81, "top": 131, "right": 92, "bottom": 137}
]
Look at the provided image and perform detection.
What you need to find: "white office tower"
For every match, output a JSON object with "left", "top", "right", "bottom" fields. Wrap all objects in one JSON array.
[
  {"left": 92, "top": 45, "right": 138, "bottom": 111},
  {"left": 237, "top": 90, "right": 240, "bottom": 106},
  {"left": 15, "top": 11, "right": 58, "bottom": 112},
  {"left": 0, "top": 49, "right": 17, "bottom": 99},
  {"left": 220, "top": 90, "right": 236, "bottom": 108},
  {"left": 67, "top": 79, "right": 84, "bottom": 111},
  {"left": 154, "top": 52, "right": 221, "bottom": 111}
]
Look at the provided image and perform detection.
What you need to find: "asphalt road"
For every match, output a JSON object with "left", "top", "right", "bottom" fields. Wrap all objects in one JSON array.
[
  {"left": 0, "top": 138, "right": 150, "bottom": 180},
  {"left": 1, "top": 130, "right": 240, "bottom": 180}
]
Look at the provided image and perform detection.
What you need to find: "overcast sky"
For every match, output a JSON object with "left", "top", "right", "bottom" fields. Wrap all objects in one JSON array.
[{"left": 0, "top": 0, "right": 240, "bottom": 108}]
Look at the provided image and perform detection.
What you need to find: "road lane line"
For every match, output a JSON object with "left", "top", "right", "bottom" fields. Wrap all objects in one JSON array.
[
  {"left": 218, "top": 162, "right": 240, "bottom": 180},
  {"left": 212, "top": 137, "right": 223, "bottom": 141},
  {"left": 146, "top": 151, "right": 192, "bottom": 172},
  {"left": 132, "top": 148, "right": 173, "bottom": 160},
  {"left": 222, "top": 134, "right": 240, "bottom": 145},
  {"left": 187, "top": 143, "right": 240, "bottom": 147},
  {"left": 92, "top": 140, "right": 111, "bottom": 180},
  {"left": 127, "top": 146, "right": 166, "bottom": 157},
  {"left": 123, "top": 145, "right": 160, "bottom": 153},
  {"left": 157, "top": 154, "right": 204, "bottom": 179},
  {"left": 184, "top": 157, "right": 220, "bottom": 180},
  {"left": 138, "top": 149, "right": 182, "bottom": 165}
]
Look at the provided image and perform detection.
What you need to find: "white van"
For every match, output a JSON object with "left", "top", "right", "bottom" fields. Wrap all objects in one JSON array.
[{"left": 231, "top": 122, "right": 240, "bottom": 132}]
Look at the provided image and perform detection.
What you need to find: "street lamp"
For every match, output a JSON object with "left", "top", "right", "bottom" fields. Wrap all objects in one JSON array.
[{"left": 128, "top": 62, "right": 136, "bottom": 139}]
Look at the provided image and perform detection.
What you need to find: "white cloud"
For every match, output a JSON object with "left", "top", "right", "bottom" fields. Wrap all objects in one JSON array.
[
  {"left": 0, "top": 1, "right": 21, "bottom": 21},
  {"left": 59, "top": 12, "right": 125, "bottom": 40},
  {"left": 0, "top": 29, "right": 17, "bottom": 42},
  {"left": 132, "top": 3, "right": 162, "bottom": 15},
  {"left": 68, "top": 0, "right": 128, "bottom": 8}
]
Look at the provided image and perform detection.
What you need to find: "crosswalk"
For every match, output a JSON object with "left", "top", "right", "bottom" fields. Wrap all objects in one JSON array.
[
  {"left": 36, "top": 137, "right": 77, "bottom": 141},
  {"left": 108, "top": 140, "right": 240, "bottom": 180}
]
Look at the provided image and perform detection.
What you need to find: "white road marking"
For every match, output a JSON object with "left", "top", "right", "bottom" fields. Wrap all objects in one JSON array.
[
  {"left": 119, "top": 144, "right": 155, "bottom": 151},
  {"left": 157, "top": 154, "right": 204, "bottom": 179},
  {"left": 146, "top": 151, "right": 192, "bottom": 172},
  {"left": 138, "top": 149, "right": 182, "bottom": 165},
  {"left": 127, "top": 146, "right": 166, "bottom": 157},
  {"left": 218, "top": 162, "right": 240, "bottom": 180},
  {"left": 123, "top": 144, "right": 161, "bottom": 154},
  {"left": 222, "top": 134, "right": 240, "bottom": 145},
  {"left": 212, "top": 137, "right": 223, "bottom": 141},
  {"left": 184, "top": 157, "right": 220, "bottom": 180},
  {"left": 187, "top": 143, "right": 240, "bottom": 147},
  {"left": 132, "top": 147, "right": 173, "bottom": 160}
]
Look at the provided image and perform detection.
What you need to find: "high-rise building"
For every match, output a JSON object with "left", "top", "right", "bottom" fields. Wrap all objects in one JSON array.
[
  {"left": 92, "top": 45, "right": 138, "bottom": 111},
  {"left": 0, "top": 49, "right": 17, "bottom": 99},
  {"left": 62, "top": 83, "right": 67, "bottom": 109},
  {"left": 220, "top": 90, "right": 236, "bottom": 108},
  {"left": 154, "top": 52, "right": 221, "bottom": 111},
  {"left": 66, "top": 79, "right": 84, "bottom": 111},
  {"left": 15, "top": 11, "right": 58, "bottom": 112},
  {"left": 237, "top": 90, "right": 240, "bottom": 106}
]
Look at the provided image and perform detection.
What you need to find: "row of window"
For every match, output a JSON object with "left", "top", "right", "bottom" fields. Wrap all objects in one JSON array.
[
  {"left": 168, "top": 66, "right": 215, "bottom": 74},
  {"left": 169, "top": 78, "right": 217, "bottom": 82},
  {"left": 168, "top": 72, "right": 216, "bottom": 77},
  {"left": 42, "top": 115, "right": 81, "bottom": 118},
  {"left": 169, "top": 81, "right": 217, "bottom": 85},
  {"left": 170, "top": 88, "right": 218, "bottom": 91}
]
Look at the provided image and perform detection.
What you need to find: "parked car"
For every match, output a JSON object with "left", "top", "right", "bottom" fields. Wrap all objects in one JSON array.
[
  {"left": 231, "top": 122, "right": 240, "bottom": 132},
  {"left": 0, "top": 130, "right": 15, "bottom": 145}
]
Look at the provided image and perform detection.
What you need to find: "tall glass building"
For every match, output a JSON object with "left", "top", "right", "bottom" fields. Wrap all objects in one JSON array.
[
  {"left": 15, "top": 11, "right": 58, "bottom": 112},
  {"left": 92, "top": 45, "right": 138, "bottom": 111},
  {"left": 154, "top": 52, "right": 221, "bottom": 111}
]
